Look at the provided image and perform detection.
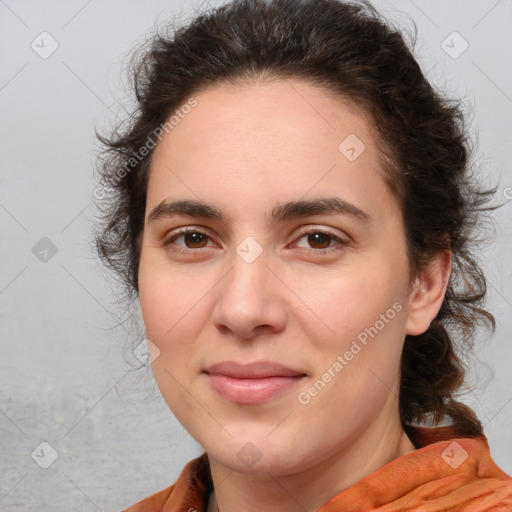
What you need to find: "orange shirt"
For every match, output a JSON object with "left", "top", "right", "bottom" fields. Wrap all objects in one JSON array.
[{"left": 123, "top": 427, "right": 512, "bottom": 512}]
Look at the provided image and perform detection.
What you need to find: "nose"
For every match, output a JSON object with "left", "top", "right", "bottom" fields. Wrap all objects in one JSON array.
[{"left": 211, "top": 249, "right": 287, "bottom": 340}]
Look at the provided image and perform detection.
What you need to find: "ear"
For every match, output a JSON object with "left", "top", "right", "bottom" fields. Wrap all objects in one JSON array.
[{"left": 405, "top": 250, "right": 452, "bottom": 336}]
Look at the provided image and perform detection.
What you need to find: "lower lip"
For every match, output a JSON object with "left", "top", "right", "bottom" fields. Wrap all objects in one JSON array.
[{"left": 206, "top": 374, "right": 305, "bottom": 404}]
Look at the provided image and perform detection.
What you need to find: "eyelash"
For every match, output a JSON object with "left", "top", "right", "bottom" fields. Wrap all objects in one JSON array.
[{"left": 163, "top": 226, "right": 349, "bottom": 255}]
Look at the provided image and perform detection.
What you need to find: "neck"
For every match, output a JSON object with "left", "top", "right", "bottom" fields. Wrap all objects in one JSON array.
[{"left": 207, "top": 418, "right": 415, "bottom": 512}]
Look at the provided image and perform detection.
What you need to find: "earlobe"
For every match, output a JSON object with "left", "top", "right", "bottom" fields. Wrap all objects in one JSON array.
[{"left": 405, "top": 250, "right": 452, "bottom": 336}]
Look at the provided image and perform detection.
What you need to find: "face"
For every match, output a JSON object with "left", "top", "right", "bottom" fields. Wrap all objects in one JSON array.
[{"left": 138, "top": 79, "right": 419, "bottom": 476}]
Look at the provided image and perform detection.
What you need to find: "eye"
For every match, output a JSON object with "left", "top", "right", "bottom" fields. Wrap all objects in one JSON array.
[
  {"left": 164, "top": 227, "right": 216, "bottom": 251},
  {"left": 293, "top": 229, "right": 348, "bottom": 252},
  {"left": 163, "top": 226, "right": 348, "bottom": 255}
]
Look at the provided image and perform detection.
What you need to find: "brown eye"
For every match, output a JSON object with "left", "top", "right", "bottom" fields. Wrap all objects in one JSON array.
[
  {"left": 294, "top": 229, "right": 346, "bottom": 252},
  {"left": 182, "top": 232, "right": 209, "bottom": 248},
  {"left": 164, "top": 228, "right": 215, "bottom": 251},
  {"left": 306, "top": 232, "right": 333, "bottom": 249}
]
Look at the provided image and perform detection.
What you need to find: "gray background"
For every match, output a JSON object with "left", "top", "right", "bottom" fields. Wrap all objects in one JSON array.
[{"left": 1, "top": 0, "right": 511, "bottom": 510}]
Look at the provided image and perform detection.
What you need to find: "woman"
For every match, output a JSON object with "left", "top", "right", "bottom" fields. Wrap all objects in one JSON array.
[{"left": 94, "top": 0, "right": 512, "bottom": 510}]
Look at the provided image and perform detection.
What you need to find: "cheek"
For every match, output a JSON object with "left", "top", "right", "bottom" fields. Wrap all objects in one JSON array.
[
  {"left": 299, "top": 265, "right": 402, "bottom": 341},
  {"left": 138, "top": 255, "right": 208, "bottom": 343},
  {"left": 298, "top": 264, "right": 407, "bottom": 400},
  {"left": 138, "top": 268, "right": 170, "bottom": 342},
  {"left": 138, "top": 262, "right": 206, "bottom": 427}
]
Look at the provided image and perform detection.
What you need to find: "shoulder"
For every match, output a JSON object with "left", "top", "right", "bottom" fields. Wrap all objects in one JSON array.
[
  {"left": 320, "top": 426, "right": 512, "bottom": 512},
  {"left": 122, "top": 453, "right": 212, "bottom": 512},
  {"left": 122, "top": 485, "right": 175, "bottom": 512}
]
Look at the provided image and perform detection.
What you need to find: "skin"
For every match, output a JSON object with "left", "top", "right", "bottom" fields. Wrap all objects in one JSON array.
[{"left": 137, "top": 79, "right": 451, "bottom": 512}]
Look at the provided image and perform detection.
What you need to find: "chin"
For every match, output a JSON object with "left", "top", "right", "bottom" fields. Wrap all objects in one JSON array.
[{"left": 205, "top": 434, "right": 308, "bottom": 476}]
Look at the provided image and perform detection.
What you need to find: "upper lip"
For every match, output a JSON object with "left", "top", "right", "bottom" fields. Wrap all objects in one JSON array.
[{"left": 204, "top": 361, "right": 305, "bottom": 378}]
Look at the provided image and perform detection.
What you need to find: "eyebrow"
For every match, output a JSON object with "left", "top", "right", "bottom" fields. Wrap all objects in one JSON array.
[
  {"left": 147, "top": 197, "right": 373, "bottom": 225},
  {"left": 271, "top": 197, "right": 373, "bottom": 225}
]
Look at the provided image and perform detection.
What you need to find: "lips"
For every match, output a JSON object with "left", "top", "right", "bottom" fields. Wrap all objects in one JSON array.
[
  {"left": 205, "top": 361, "right": 305, "bottom": 378},
  {"left": 204, "top": 361, "right": 306, "bottom": 404}
]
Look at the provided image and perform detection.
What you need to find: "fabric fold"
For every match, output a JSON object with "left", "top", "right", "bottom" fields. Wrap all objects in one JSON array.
[{"left": 122, "top": 427, "right": 512, "bottom": 512}]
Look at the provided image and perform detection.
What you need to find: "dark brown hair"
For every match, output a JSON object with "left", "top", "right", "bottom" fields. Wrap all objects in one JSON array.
[{"left": 94, "top": 0, "right": 498, "bottom": 440}]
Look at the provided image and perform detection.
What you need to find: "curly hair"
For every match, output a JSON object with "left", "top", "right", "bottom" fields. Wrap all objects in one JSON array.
[{"left": 94, "top": 0, "right": 498, "bottom": 440}]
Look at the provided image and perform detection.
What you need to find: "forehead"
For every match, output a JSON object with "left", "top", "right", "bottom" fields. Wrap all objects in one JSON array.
[
  {"left": 154, "top": 78, "right": 376, "bottom": 161},
  {"left": 146, "top": 79, "right": 395, "bottom": 223}
]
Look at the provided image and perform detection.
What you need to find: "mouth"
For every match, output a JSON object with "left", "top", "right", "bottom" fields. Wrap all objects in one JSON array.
[{"left": 203, "top": 361, "right": 307, "bottom": 405}]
